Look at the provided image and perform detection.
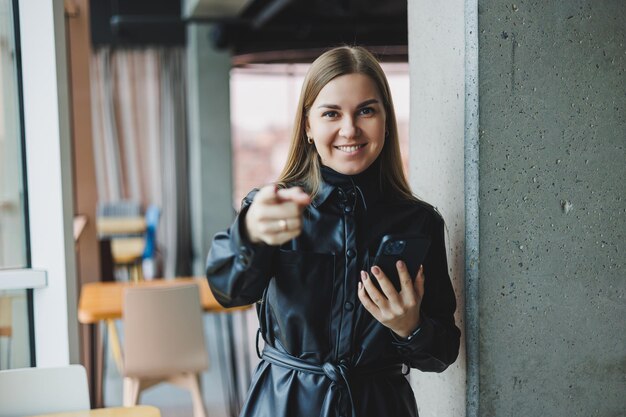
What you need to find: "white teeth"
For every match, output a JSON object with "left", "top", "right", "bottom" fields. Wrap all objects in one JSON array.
[{"left": 336, "top": 145, "right": 364, "bottom": 153}]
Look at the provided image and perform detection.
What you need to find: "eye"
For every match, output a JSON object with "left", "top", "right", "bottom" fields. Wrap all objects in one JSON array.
[
  {"left": 358, "top": 107, "right": 375, "bottom": 116},
  {"left": 322, "top": 110, "right": 339, "bottom": 118}
]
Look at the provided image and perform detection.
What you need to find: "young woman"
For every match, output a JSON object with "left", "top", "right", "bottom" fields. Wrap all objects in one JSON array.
[{"left": 206, "top": 46, "right": 460, "bottom": 417}]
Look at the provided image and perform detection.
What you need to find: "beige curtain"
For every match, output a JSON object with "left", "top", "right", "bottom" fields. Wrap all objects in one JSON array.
[{"left": 90, "top": 47, "right": 191, "bottom": 278}]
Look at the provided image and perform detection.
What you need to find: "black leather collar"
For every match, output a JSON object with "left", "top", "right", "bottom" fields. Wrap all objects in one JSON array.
[{"left": 312, "top": 157, "right": 384, "bottom": 210}]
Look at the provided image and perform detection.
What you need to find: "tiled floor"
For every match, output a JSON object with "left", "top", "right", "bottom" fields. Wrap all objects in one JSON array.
[{"left": 103, "top": 309, "right": 260, "bottom": 417}]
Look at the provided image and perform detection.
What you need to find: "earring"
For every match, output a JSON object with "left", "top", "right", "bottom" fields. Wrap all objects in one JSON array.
[{"left": 307, "top": 137, "right": 314, "bottom": 144}]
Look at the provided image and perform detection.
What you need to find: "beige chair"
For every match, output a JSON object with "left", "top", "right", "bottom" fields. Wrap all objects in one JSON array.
[
  {"left": 0, "top": 365, "right": 90, "bottom": 417},
  {"left": 122, "top": 284, "right": 209, "bottom": 417}
]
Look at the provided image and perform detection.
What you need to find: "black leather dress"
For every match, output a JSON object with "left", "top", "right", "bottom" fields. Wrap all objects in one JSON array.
[{"left": 206, "top": 159, "right": 460, "bottom": 417}]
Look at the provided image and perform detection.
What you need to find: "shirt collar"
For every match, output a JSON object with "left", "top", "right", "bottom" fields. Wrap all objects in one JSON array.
[{"left": 311, "top": 158, "right": 384, "bottom": 209}]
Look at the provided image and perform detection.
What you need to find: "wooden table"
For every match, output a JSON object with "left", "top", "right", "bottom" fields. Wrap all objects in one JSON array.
[
  {"left": 78, "top": 278, "right": 249, "bottom": 409},
  {"left": 29, "top": 405, "right": 161, "bottom": 417},
  {"left": 78, "top": 278, "right": 245, "bottom": 323}
]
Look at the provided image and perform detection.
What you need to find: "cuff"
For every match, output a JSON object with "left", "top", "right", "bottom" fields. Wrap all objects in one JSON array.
[
  {"left": 230, "top": 206, "right": 271, "bottom": 272},
  {"left": 391, "top": 315, "right": 435, "bottom": 353},
  {"left": 391, "top": 325, "right": 423, "bottom": 343}
]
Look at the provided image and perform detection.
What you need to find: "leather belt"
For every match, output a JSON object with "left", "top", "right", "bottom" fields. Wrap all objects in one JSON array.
[{"left": 261, "top": 343, "right": 404, "bottom": 417}]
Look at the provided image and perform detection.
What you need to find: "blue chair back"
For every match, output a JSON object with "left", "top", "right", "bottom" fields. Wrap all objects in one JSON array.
[{"left": 142, "top": 204, "right": 160, "bottom": 259}]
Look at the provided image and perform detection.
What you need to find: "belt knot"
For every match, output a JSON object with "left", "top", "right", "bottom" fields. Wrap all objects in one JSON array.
[
  {"left": 322, "top": 359, "right": 351, "bottom": 385},
  {"left": 261, "top": 344, "right": 404, "bottom": 417}
]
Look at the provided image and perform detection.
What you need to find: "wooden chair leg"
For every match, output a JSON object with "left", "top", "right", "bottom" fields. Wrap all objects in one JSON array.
[
  {"left": 107, "top": 320, "right": 123, "bottom": 374},
  {"left": 130, "top": 263, "right": 143, "bottom": 282},
  {"left": 6, "top": 337, "right": 10, "bottom": 369},
  {"left": 189, "top": 373, "right": 208, "bottom": 417},
  {"left": 169, "top": 373, "right": 208, "bottom": 417},
  {"left": 123, "top": 376, "right": 141, "bottom": 406}
]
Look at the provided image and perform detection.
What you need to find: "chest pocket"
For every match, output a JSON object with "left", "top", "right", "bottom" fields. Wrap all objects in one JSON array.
[{"left": 266, "top": 250, "right": 335, "bottom": 355}]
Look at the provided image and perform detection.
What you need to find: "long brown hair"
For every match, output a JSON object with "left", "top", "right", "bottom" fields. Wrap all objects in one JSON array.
[{"left": 278, "top": 46, "right": 416, "bottom": 202}]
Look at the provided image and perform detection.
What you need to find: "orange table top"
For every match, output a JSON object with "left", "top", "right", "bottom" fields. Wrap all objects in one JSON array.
[
  {"left": 29, "top": 406, "right": 160, "bottom": 417},
  {"left": 78, "top": 277, "right": 247, "bottom": 324}
]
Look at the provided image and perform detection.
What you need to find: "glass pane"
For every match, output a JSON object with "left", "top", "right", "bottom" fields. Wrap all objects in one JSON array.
[
  {"left": 0, "top": 0, "right": 27, "bottom": 269},
  {"left": 0, "top": 289, "right": 30, "bottom": 369},
  {"left": 0, "top": 1, "right": 33, "bottom": 371}
]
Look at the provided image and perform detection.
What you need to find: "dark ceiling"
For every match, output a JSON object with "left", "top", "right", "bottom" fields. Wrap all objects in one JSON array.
[{"left": 90, "top": 0, "right": 408, "bottom": 64}]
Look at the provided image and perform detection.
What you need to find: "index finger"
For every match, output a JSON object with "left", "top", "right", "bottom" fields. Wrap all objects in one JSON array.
[
  {"left": 276, "top": 187, "right": 311, "bottom": 207},
  {"left": 254, "top": 185, "right": 280, "bottom": 204},
  {"left": 370, "top": 265, "right": 402, "bottom": 304}
]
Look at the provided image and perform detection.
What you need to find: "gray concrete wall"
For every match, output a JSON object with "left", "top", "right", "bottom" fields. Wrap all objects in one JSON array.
[
  {"left": 408, "top": 1, "right": 467, "bottom": 416},
  {"left": 185, "top": 23, "right": 238, "bottom": 417},
  {"left": 478, "top": 0, "right": 626, "bottom": 415}
]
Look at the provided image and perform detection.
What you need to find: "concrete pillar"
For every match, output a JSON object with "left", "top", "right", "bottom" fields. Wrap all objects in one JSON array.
[
  {"left": 477, "top": 1, "right": 625, "bottom": 415},
  {"left": 186, "top": 23, "right": 236, "bottom": 417},
  {"left": 407, "top": 1, "right": 467, "bottom": 416},
  {"left": 186, "top": 24, "right": 234, "bottom": 276}
]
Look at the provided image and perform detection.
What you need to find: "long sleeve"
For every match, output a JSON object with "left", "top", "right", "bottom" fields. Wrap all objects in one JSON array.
[
  {"left": 205, "top": 190, "right": 277, "bottom": 307},
  {"left": 392, "top": 214, "right": 461, "bottom": 372}
]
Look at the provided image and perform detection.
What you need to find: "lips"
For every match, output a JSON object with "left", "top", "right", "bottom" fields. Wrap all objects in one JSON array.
[{"left": 334, "top": 144, "right": 366, "bottom": 153}]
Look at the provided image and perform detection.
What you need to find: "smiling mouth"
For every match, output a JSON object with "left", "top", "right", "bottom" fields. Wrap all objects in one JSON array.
[{"left": 334, "top": 144, "right": 366, "bottom": 153}]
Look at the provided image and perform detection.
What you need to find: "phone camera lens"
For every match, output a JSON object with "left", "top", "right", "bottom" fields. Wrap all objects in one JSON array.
[{"left": 384, "top": 240, "right": 406, "bottom": 255}]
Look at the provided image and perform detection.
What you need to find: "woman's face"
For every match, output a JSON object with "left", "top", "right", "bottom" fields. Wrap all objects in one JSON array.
[{"left": 306, "top": 73, "right": 386, "bottom": 175}]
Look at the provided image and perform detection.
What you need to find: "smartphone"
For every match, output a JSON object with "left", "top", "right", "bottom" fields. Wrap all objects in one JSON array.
[{"left": 370, "top": 234, "right": 431, "bottom": 292}]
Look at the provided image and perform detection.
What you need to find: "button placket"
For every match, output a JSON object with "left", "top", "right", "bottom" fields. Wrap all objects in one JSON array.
[{"left": 337, "top": 186, "right": 358, "bottom": 359}]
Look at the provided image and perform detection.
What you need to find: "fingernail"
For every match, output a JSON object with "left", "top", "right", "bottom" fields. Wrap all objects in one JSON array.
[
  {"left": 358, "top": 282, "right": 363, "bottom": 290},
  {"left": 361, "top": 271, "right": 368, "bottom": 280},
  {"left": 397, "top": 260, "right": 404, "bottom": 269},
  {"left": 371, "top": 266, "right": 380, "bottom": 275},
  {"left": 420, "top": 264, "right": 424, "bottom": 270}
]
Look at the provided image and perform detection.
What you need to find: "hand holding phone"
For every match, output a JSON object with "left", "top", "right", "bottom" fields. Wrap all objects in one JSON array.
[{"left": 370, "top": 234, "right": 431, "bottom": 292}]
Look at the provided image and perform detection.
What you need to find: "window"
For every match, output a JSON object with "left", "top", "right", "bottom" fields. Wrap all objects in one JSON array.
[{"left": 0, "top": 0, "right": 34, "bottom": 369}]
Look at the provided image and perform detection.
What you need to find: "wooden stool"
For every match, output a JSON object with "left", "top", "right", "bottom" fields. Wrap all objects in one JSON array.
[{"left": 111, "top": 238, "right": 145, "bottom": 282}]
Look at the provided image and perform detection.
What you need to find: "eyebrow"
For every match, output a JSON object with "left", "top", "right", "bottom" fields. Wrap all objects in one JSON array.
[{"left": 317, "top": 98, "right": 380, "bottom": 109}]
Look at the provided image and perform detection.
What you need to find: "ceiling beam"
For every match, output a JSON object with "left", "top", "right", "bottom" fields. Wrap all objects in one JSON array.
[{"left": 251, "top": 0, "right": 295, "bottom": 29}]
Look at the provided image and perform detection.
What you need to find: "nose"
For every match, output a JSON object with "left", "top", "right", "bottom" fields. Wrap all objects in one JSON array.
[{"left": 339, "top": 117, "right": 359, "bottom": 139}]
